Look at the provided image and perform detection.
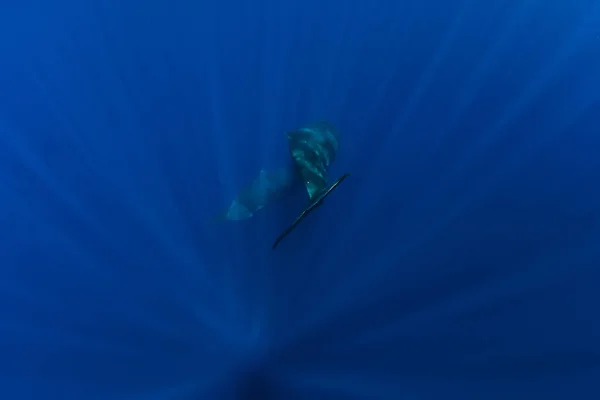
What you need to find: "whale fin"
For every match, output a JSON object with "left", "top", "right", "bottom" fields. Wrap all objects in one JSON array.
[
  {"left": 211, "top": 200, "right": 254, "bottom": 223},
  {"left": 272, "top": 173, "right": 350, "bottom": 249},
  {"left": 212, "top": 168, "right": 293, "bottom": 223}
]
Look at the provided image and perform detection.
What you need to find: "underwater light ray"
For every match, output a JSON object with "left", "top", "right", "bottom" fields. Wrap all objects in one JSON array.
[
  {"left": 274, "top": 369, "right": 407, "bottom": 399},
  {"left": 278, "top": 192, "right": 452, "bottom": 342},
  {"left": 302, "top": 1, "right": 378, "bottom": 122},
  {"left": 0, "top": 3, "right": 231, "bottom": 297},
  {"left": 323, "top": 222, "right": 600, "bottom": 354},
  {"left": 0, "top": 14, "right": 137, "bottom": 199},
  {"left": 423, "top": 53, "right": 600, "bottom": 223},
  {"left": 251, "top": 2, "right": 301, "bottom": 283},
  {"left": 319, "top": 14, "right": 471, "bottom": 270},
  {"left": 203, "top": 11, "right": 259, "bottom": 333},
  {"left": 312, "top": 3, "right": 358, "bottom": 118},
  {"left": 443, "top": 2, "right": 535, "bottom": 133},
  {"left": 0, "top": 378, "right": 222, "bottom": 400},
  {"left": 326, "top": 7, "right": 414, "bottom": 145},
  {"left": 0, "top": 240, "right": 235, "bottom": 398},
  {"left": 344, "top": 24, "right": 413, "bottom": 138},
  {"left": 11, "top": 57, "right": 108, "bottom": 179},
  {"left": 332, "top": 82, "right": 599, "bottom": 306},
  {"left": 0, "top": 274, "right": 234, "bottom": 366},
  {"left": 0, "top": 276, "right": 238, "bottom": 391},
  {"left": 350, "top": 0, "right": 472, "bottom": 171},
  {"left": 425, "top": 4, "right": 600, "bottom": 204},
  {"left": 332, "top": 155, "right": 597, "bottom": 327},
  {"left": 425, "top": 1, "right": 600, "bottom": 194},
  {"left": 0, "top": 130, "right": 136, "bottom": 269},
  {"left": 0, "top": 336, "right": 235, "bottom": 399},
  {"left": 33, "top": 2, "right": 147, "bottom": 134},
  {"left": 255, "top": 3, "right": 290, "bottom": 165},
  {"left": 316, "top": 2, "right": 471, "bottom": 275},
  {"left": 337, "top": 1, "right": 469, "bottom": 171},
  {"left": 123, "top": 381, "right": 220, "bottom": 400},
  {"left": 0, "top": 184, "right": 234, "bottom": 344},
  {"left": 2, "top": 96, "right": 233, "bottom": 354},
  {"left": 277, "top": 315, "right": 600, "bottom": 381},
  {"left": 272, "top": 239, "right": 600, "bottom": 396}
]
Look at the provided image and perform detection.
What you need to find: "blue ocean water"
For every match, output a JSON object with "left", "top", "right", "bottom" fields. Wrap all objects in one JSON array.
[{"left": 1, "top": 0, "right": 599, "bottom": 398}]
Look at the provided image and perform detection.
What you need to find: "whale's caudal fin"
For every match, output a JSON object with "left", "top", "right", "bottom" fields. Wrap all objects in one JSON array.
[{"left": 272, "top": 173, "right": 350, "bottom": 249}]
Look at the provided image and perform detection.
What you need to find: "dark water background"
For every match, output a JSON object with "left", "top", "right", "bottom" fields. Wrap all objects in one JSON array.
[{"left": 1, "top": 1, "right": 599, "bottom": 398}]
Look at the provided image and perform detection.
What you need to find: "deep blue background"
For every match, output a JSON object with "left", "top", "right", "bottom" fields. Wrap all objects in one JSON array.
[{"left": 0, "top": 1, "right": 599, "bottom": 398}]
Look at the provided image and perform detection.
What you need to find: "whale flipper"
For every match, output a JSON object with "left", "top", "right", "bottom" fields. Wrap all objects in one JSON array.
[
  {"left": 214, "top": 168, "right": 293, "bottom": 222},
  {"left": 212, "top": 200, "right": 253, "bottom": 222},
  {"left": 272, "top": 173, "right": 350, "bottom": 249}
]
